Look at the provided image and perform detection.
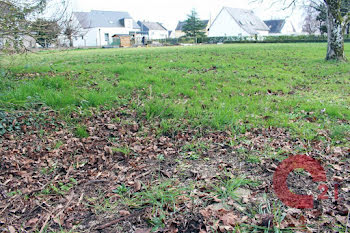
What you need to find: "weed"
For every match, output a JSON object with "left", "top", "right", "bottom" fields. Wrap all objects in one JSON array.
[
  {"left": 242, "top": 194, "right": 297, "bottom": 232},
  {"left": 113, "top": 184, "right": 130, "bottom": 195},
  {"left": 111, "top": 146, "right": 131, "bottom": 156},
  {"left": 131, "top": 180, "right": 188, "bottom": 230},
  {"left": 246, "top": 155, "right": 261, "bottom": 163},
  {"left": 54, "top": 140, "right": 64, "bottom": 149},
  {"left": 213, "top": 174, "right": 255, "bottom": 201},
  {"left": 74, "top": 125, "right": 89, "bottom": 138},
  {"left": 186, "top": 152, "right": 200, "bottom": 160},
  {"left": 7, "top": 190, "right": 22, "bottom": 197},
  {"left": 157, "top": 154, "right": 165, "bottom": 161},
  {"left": 41, "top": 179, "right": 76, "bottom": 196},
  {"left": 41, "top": 164, "right": 57, "bottom": 175}
]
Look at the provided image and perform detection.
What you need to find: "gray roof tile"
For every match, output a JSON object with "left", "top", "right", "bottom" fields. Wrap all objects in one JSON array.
[
  {"left": 264, "top": 19, "right": 286, "bottom": 33},
  {"left": 137, "top": 21, "right": 167, "bottom": 31},
  {"left": 73, "top": 10, "right": 140, "bottom": 29},
  {"left": 223, "top": 7, "right": 269, "bottom": 35},
  {"left": 175, "top": 20, "right": 209, "bottom": 31}
]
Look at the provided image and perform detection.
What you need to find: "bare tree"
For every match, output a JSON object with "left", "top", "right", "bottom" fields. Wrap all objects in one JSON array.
[
  {"left": 303, "top": 6, "right": 321, "bottom": 34},
  {"left": 255, "top": 0, "right": 350, "bottom": 61},
  {"left": 62, "top": 11, "right": 87, "bottom": 48}
]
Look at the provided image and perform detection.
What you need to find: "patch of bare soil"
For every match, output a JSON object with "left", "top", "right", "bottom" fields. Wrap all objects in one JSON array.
[{"left": 0, "top": 108, "right": 349, "bottom": 232}]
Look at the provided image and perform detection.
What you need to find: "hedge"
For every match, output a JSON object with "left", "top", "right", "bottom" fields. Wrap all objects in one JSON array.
[{"left": 152, "top": 35, "right": 350, "bottom": 45}]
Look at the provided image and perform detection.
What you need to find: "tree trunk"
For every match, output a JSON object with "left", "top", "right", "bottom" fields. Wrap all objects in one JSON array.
[
  {"left": 69, "top": 36, "right": 73, "bottom": 48},
  {"left": 325, "top": 0, "right": 346, "bottom": 61}
]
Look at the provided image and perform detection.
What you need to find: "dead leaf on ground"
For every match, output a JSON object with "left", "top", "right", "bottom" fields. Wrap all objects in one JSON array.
[{"left": 135, "top": 228, "right": 151, "bottom": 233}]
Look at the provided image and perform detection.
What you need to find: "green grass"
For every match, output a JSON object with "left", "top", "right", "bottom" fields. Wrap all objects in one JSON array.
[
  {"left": 74, "top": 125, "right": 89, "bottom": 138},
  {"left": 1, "top": 43, "right": 350, "bottom": 142},
  {"left": 109, "top": 180, "right": 188, "bottom": 231},
  {"left": 212, "top": 175, "right": 256, "bottom": 201},
  {"left": 111, "top": 146, "right": 131, "bottom": 156},
  {"left": 132, "top": 180, "right": 187, "bottom": 230}
]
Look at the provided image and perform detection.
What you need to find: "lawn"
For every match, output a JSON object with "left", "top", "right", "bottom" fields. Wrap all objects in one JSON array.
[
  {"left": 1, "top": 43, "right": 350, "bottom": 142},
  {"left": 0, "top": 43, "right": 349, "bottom": 232}
]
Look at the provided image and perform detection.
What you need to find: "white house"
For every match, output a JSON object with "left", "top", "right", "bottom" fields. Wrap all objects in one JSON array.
[
  {"left": 72, "top": 10, "right": 140, "bottom": 47},
  {"left": 264, "top": 19, "right": 297, "bottom": 35},
  {"left": 137, "top": 21, "right": 168, "bottom": 40},
  {"left": 208, "top": 7, "right": 269, "bottom": 37}
]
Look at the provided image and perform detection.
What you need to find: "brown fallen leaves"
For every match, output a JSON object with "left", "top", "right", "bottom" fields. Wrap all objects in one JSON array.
[
  {"left": 200, "top": 204, "right": 247, "bottom": 232},
  {"left": 0, "top": 108, "right": 349, "bottom": 232}
]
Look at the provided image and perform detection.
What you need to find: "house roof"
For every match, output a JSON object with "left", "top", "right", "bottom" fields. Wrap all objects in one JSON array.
[
  {"left": 175, "top": 20, "right": 209, "bottom": 31},
  {"left": 264, "top": 19, "right": 286, "bottom": 33},
  {"left": 137, "top": 21, "right": 167, "bottom": 31},
  {"left": 220, "top": 7, "right": 269, "bottom": 35},
  {"left": 73, "top": 10, "right": 140, "bottom": 29}
]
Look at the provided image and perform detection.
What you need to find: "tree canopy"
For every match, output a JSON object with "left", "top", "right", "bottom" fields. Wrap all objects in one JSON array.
[
  {"left": 0, "top": 0, "right": 78, "bottom": 51},
  {"left": 182, "top": 9, "right": 206, "bottom": 38},
  {"left": 0, "top": 0, "right": 47, "bottom": 51},
  {"left": 313, "top": 0, "right": 350, "bottom": 34},
  {"left": 31, "top": 18, "right": 61, "bottom": 48},
  {"left": 259, "top": 0, "right": 349, "bottom": 60}
]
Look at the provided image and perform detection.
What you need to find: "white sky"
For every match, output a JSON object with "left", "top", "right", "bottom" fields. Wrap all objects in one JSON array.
[{"left": 71, "top": 0, "right": 306, "bottom": 32}]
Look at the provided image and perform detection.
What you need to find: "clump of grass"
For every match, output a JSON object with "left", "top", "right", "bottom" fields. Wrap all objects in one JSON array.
[
  {"left": 74, "top": 125, "right": 89, "bottom": 138},
  {"left": 246, "top": 155, "right": 261, "bottom": 163},
  {"left": 213, "top": 174, "right": 256, "bottom": 201},
  {"left": 126, "top": 180, "right": 188, "bottom": 231},
  {"left": 111, "top": 146, "right": 131, "bottom": 156},
  {"left": 41, "top": 178, "right": 77, "bottom": 196},
  {"left": 54, "top": 140, "right": 64, "bottom": 149},
  {"left": 113, "top": 184, "right": 130, "bottom": 195},
  {"left": 330, "top": 124, "right": 350, "bottom": 142}
]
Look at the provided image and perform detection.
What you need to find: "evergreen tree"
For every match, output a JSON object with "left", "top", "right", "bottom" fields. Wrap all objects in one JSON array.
[
  {"left": 31, "top": 18, "right": 61, "bottom": 48},
  {"left": 182, "top": 9, "right": 206, "bottom": 39}
]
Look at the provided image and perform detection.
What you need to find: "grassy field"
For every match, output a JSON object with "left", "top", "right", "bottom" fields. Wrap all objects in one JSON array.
[
  {"left": 1, "top": 43, "right": 350, "bottom": 142},
  {"left": 1, "top": 43, "right": 350, "bottom": 232}
]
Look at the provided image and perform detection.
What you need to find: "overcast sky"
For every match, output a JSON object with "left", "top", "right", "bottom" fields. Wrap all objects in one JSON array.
[{"left": 71, "top": 0, "right": 306, "bottom": 31}]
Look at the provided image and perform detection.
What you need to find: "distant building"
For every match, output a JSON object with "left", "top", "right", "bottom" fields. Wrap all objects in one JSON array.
[
  {"left": 72, "top": 10, "right": 140, "bottom": 47},
  {"left": 137, "top": 21, "right": 168, "bottom": 40},
  {"left": 175, "top": 20, "right": 210, "bottom": 38},
  {"left": 208, "top": 7, "right": 269, "bottom": 37},
  {"left": 264, "top": 19, "right": 297, "bottom": 35}
]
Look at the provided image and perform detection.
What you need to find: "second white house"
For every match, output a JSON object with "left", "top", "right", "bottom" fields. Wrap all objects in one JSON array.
[{"left": 208, "top": 7, "right": 270, "bottom": 37}]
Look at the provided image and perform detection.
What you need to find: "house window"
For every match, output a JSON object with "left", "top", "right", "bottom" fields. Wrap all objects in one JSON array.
[
  {"left": 81, "top": 36, "right": 84, "bottom": 40},
  {"left": 104, "top": 33, "right": 109, "bottom": 42}
]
